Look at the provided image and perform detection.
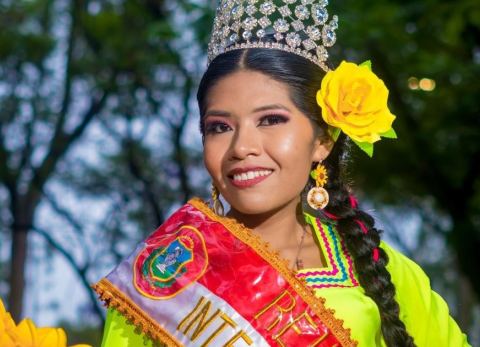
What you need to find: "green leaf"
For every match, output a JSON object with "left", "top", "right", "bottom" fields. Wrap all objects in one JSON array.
[
  {"left": 329, "top": 127, "right": 341, "bottom": 141},
  {"left": 353, "top": 140, "right": 374, "bottom": 157},
  {"left": 360, "top": 60, "right": 372, "bottom": 70},
  {"left": 379, "top": 128, "right": 397, "bottom": 139}
]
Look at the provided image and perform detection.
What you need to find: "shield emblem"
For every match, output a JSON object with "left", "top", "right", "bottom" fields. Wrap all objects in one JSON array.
[{"left": 134, "top": 225, "right": 208, "bottom": 299}]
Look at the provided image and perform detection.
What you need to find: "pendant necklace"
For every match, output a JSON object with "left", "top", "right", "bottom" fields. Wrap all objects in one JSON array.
[{"left": 294, "top": 226, "right": 308, "bottom": 270}]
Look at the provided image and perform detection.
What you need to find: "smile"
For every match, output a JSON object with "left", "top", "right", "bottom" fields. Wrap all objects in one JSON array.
[{"left": 228, "top": 169, "right": 273, "bottom": 188}]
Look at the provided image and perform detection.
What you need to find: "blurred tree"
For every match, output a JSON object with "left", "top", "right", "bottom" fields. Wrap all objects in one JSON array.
[{"left": 0, "top": 0, "right": 183, "bottom": 320}]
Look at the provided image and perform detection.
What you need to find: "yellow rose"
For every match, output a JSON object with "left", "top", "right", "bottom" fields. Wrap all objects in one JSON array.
[
  {"left": 0, "top": 300, "right": 17, "bottom": 347},
  {"left": 0, "top": 298, "right": 91, "bottom": 347},
  {"left": 316, "top": 60, "right": 397, "bottom": 156}
]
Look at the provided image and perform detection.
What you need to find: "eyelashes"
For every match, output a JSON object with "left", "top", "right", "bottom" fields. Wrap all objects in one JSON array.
[
  {"left": 258, "top": 114, "right": 289, "bottom": 126},
  {"left": 204, "top": 121, "right": 231, "bottom": 134},
  {"left": 204, "top": 114, "right": 289, "bottom": 135}
]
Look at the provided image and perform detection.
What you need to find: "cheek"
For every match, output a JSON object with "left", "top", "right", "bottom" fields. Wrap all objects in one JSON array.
[
  {"left": 271, "top": 129, "right": 314, "bottom": 172},
  {"left": 203, "top": 140, "right": 225, "bottom": 182}
]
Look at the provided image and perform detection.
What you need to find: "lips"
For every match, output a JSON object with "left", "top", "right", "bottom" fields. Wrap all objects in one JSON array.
[{"left": 227, "top": 167, "right": 273, "bottom": 188}]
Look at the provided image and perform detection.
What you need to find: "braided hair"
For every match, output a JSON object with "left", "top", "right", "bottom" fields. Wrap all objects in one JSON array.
[
  {"left": 321, "top": 135, "right": 415, "bottom": 346},
  {"left": 197, "top": 47, "right": 415, "bottom": 346}
]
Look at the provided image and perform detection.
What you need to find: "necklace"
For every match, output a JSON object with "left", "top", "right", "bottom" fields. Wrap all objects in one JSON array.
[{"left": 294, "top": 225, "right": 308, "bottom": 270}]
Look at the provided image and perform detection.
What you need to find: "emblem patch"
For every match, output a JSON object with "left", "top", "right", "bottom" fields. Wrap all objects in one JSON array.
[{"left": 134, "top": 225, "right": 208, "bottom": 299}]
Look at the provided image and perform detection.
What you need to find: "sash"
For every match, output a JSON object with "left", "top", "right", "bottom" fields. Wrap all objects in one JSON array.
[{"left": 93, "top": 198, "right": 356, "bottom": 347}]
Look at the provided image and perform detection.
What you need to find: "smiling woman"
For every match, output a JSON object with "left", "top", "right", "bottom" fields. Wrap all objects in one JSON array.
[{"left": 92, "top": 0, "right": 472, "bottom": 346}]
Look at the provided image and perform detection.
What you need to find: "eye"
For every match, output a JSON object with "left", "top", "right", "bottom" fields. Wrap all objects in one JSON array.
[
  {"left": 204, "top": 121, "right": 232, "bottom": 134},
  {"left": 258, "top": 114, "right": 289, "bottom": 126}
]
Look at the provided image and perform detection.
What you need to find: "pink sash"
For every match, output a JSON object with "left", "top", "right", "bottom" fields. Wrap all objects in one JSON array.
[{"left": 93, "top": 198, "right": 356, "bottom": 347}]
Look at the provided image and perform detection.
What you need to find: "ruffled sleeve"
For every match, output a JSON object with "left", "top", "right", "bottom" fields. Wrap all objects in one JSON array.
[{"left": 382, "top": 241, "right": 471, "bottom": 347}]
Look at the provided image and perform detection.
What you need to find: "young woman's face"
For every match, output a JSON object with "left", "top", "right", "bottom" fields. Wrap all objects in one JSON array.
[{"left": 203, "top": 70, "right": 330, "bottom": 215}]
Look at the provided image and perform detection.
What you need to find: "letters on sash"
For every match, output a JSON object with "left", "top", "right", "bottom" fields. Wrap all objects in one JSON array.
[{"left": 177, "top": 296, "right": 253, "bottom": 346}]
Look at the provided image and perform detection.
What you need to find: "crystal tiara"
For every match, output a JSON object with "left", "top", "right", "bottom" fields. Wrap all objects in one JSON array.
[{"left": 207, "top": 0, "right": 338, "bottom": 72}]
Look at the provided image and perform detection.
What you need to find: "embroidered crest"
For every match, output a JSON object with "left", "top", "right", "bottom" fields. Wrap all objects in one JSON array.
[{"left": 134, "top": 225, "right": 208, "bottom": 299}]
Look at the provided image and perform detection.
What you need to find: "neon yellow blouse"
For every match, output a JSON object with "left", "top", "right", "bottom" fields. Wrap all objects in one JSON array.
[{"left": 99, "top": 215, "right": 471, "bottom": 346}]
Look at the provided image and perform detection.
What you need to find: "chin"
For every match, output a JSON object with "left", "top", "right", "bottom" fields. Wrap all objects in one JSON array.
[
  {"left": 230, "top": 202, "right": 272, "bottom": 215},
  {"left": 223, "top": 193, "right": 266, "bottom": 214},
  {"left": 224, "top": 192, "right": 296, "bottom": 216}
]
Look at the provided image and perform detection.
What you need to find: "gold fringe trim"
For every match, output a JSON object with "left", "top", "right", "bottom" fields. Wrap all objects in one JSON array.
[
  {"left": 189, "top": 198, "right": 358, "bottom": 347},
  {"left": 92, "top": 279, "right": 181, "bottom": 347}
]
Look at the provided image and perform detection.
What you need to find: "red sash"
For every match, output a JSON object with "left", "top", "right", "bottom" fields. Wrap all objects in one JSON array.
[{"left": 93, "top": 198, "right": 356, "bottom": 347}]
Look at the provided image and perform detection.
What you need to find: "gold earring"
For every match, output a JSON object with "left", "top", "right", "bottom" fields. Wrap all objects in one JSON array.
[
  {"left": 307, "top": 163, "right": 329, "bottom": 210},
  {"left": 211, "top": 183, "right": 225, "bottom": 216}
]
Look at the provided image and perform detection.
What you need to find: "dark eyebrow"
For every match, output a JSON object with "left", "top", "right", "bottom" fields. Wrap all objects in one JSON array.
[
  {"left": 252, "top": 104, "right": 291, "bottom": 113},
  {"left": 204, "top": 110, "right": 231, "bottom": 118},
  {"left": 204, "top": 104, "right": 291, "bottom": 118}
]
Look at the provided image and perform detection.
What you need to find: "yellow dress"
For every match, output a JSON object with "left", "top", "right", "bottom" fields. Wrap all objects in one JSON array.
[{"left": 99, "top": 214, "right": 471, "bottom": 346}]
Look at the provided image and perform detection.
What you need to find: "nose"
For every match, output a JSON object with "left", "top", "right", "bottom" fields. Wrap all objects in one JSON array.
[{"left": 228, "top": 124, "right": 261, "bottom": 160}]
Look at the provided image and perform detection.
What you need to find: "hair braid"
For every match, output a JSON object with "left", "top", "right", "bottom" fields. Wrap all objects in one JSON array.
[{"left": 319, "top": 135, "right": 416, "bottom": 347}]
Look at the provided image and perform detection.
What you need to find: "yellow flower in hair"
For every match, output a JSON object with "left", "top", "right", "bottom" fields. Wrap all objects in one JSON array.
[{"left": 316, "top": 60, "right": 397, "bottom": 156}]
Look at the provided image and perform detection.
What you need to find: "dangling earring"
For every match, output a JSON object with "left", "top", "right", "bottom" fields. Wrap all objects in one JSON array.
[
  {"left": 211, "top": 183, "right": 225, "bottom": 216},
  {"left": 307, "top": 163, "right": 329, "bottom": 210}
]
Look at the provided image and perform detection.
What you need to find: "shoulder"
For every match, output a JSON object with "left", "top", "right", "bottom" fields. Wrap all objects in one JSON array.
[
  {"left": 379, "top": 241, "right": 471, "bottom": 347},
  {"left": 381, "top": 241, "right": 432, "bottom": 292},
  {"left": 380, "top": 241, "right": 438, "bottom": 319}
]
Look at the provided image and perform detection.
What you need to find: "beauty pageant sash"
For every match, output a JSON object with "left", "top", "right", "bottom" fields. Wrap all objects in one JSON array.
[{"left": 93, "top": 198, "right": 356, "bottom": 347}]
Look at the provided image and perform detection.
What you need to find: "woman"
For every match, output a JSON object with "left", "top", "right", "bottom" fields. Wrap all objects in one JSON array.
[{"left": 93, "top": 1, "right": 471, "bottom": 346}]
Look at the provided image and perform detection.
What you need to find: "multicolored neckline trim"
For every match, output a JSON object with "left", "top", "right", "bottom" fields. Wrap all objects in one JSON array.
[{"left": 296, "top": 216, "right": 359, "bottom": 289}]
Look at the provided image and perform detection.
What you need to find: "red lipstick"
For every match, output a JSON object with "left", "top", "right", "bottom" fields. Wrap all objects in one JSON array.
[{"left": 227, "top": 167, "right": 273, "bottom": 188}]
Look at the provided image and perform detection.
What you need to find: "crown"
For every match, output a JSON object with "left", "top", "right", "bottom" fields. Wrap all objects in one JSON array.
[{"left": 207, "top": 0, "right": 338, "bottom": 72}]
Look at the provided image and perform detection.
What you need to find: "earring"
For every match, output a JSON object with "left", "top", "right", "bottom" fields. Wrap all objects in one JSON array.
[
  {"left": 307, "top": 163, "right": 329, "bottom": 210},
  {"left": 211, "top": 183, "right": 225, "bottom": 216}
]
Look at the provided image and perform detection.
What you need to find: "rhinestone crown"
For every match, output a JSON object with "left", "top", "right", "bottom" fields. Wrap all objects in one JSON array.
[{"left": 207, "top": 0, "right": 338, "bottom": 72}]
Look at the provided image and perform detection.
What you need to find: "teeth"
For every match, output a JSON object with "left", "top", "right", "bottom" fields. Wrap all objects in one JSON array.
[{"left": 232, "top": 170, "right": 272, "bottom": 182}]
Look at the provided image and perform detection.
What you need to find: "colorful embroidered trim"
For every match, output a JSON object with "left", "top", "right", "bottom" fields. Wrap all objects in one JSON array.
[{"left": 296, "top": 218, "right": 359, "bottom": 289}]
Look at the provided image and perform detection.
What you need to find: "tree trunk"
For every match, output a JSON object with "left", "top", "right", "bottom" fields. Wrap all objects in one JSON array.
[
  {"left": 8, "top": 227, "right": 28, "bottom": 321},
  {"left": 458, "top": 274, "right": 474, "bottom": 330},
  {"left": 7, "top": 193, "right": 38, "bottom": 321}
]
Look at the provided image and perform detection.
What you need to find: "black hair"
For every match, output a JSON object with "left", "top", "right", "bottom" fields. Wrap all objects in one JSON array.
[{"left": 197, "top": 48, "right": 416, "bottom": 347}]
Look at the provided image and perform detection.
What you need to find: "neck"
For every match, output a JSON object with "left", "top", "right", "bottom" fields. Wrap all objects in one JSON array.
[{"left": 227, "top": 197, "right": 306, "bottom": 252}]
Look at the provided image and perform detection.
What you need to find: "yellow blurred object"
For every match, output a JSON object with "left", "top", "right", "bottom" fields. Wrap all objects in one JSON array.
[
  {"left": 0, "top": 298, "right": 91, "bottom": 347},
  {"left": 408, "top": 76, "right": 435, "bottom": 92},
  {"left": 408, "top": 77, "right": 419, "bottom": 90},
  {"left": 1, "top": 299, "right": 17, "bottom": 346},
  {"left": 419, "top": 78, "right": 436, "bottom": 91}
]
